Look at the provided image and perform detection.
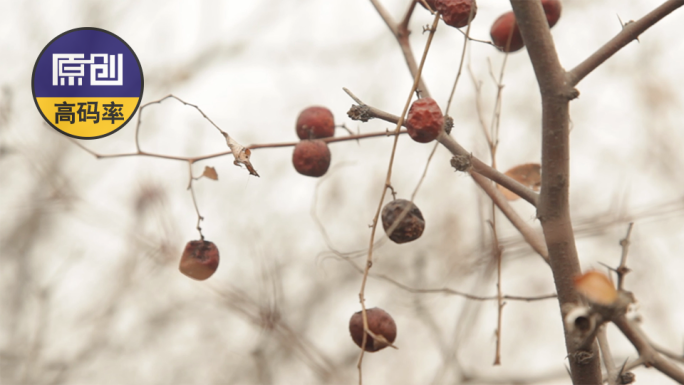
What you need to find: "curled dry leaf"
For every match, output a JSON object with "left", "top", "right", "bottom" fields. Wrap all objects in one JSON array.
[
  {"left": 202, "top": 166, "right": 218, "bottom": 180},
  {"left": 223, "top": 133, "right": 259, "bottom": 177},
  {"left": 574, "top": 271, "right": 618, "bottom": 305},
  {"left": 498, "top": 163, "right": 541, "bottom": 201}
]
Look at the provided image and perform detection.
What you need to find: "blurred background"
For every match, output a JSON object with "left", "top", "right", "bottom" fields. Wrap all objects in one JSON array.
[{"left": 1, "top": 1, "right": 684, "bottom": 384}]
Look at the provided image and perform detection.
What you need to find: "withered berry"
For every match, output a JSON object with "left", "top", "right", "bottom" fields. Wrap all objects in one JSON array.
[
  {"left": 405, "top": 98, "right": 444, "bottom": 143},
  {"left": 292, "top": 140, "right": 331, "bottom": 177},
  {"left": 349, "top": 308, "right": 397, "bottom": 352},
  {"left": 490, "top": 12, "right": 524, "bottom": 53},
  {"left": 436, "top": 0, "right": 477, "bottom": 28},
  {"left": 296, "top": 106, "right": 335, "bottom": 140},
  {"left": 179, "top": 240, "right": 220, "bottom": 281},
  {"left": 381, "top": 199, "right": 425, "bottom": 244}
]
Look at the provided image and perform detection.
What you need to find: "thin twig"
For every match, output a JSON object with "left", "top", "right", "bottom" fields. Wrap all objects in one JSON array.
[
  {"left": 597, "top": 326, "right": 619, "bottom": 385},
  {"left": 355, "top": 9, "right": 440, "bottom": 385},
  {"left": 617, "top": 222, "right": 634, "bottom": 290},
  {"left": 339, "top": 251, "right": 556, "bottom": 302},
  {"left": 445, "top": 3, "right": 475, "bottom": 116},
  {"left": 490, "top": 220, "right": 505, "bottom": 365},
  {"left": 369, "top": 0, "right": 430, "bottom": 96},
  {"left": 613, "top": 315, "right": 684, "bottom": 383},
  {"left": 72, "top": 127, "right": 410, "bottom": 164},
  {"left": 187, "top": 161, "right": 204, "bottom": 240}
]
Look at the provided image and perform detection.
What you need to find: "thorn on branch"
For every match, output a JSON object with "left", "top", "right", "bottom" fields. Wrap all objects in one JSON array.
[{"left": 617, "top": 14, "right": 640, "bottom": 42}]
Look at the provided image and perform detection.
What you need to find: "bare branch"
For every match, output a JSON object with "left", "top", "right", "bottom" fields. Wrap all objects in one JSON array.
[
  {"left": 567, "top": 0, "right": 684, "bottom": 86},
  {"left": 597, "top": 326, "right": 619, "bottom": 385},
  {"left": 369, "top": 0, "right": 430, "bottom": 97},
  {"left": 617, "top": 223, "right": 634, "bottom": 290},
  {"left": 342, "top": 94, "right": 540, "bottom": 206},
  {"left": 613, "top": 315, "right": 684, "bottom": 383}
]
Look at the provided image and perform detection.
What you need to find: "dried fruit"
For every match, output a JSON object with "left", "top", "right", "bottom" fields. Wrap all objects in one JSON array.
[
  {"left": 542, "top": 0, "right": 562, "bottom": 27},
  {"left": 381, "top": 199, "right": 425, "bottom": 244},
  {"left": 349, "top": 308, "right": 397, "bottom": 352},
  {"left": 435, "top": 0, "right": 477, "bottom": 28},
  {"left": 296, "top": 106, "right": 335, "bottom": 140},
  {"left": 292, "top": 140, "right": 331, "bottom": 177},
  {"left": 405, "top": 98, "right": 444, "bottom": 143},
  {"left": 490, "top": 12, "right": 524, "bottom": 53},
  {"left": 179, "top": 240, "right": 220, "bottom": 280}
]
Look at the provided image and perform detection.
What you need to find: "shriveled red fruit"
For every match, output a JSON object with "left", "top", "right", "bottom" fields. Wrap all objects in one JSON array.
[
  {"left": 542, "top": 0, "right": 562, "bottom": 27},
  {"left": 418, "top": 0, "right": 437, "bottom": 11},
  {"left": 179, "top": 240, "right": 220, "bottom": 280},
  {"left": 405, "top": 98, "right": 443, "bottom": 143},
  {"left": 381, "top": 199, "right": 425, "bottom": 244},
  {"left": 436, "top": 0, "right": 477, "bottom": 28},
  {"left": 292, "top": 140, "right": 331, "bottom": 177},
  {"left": 349, "top": 308, "right": 397, "bottom": 352},
  {"left": 296, "top": 106, "right": 335, "bottom": 140},
  {"left": 490, "top": 12, "right": 524, "bottom": 53}
]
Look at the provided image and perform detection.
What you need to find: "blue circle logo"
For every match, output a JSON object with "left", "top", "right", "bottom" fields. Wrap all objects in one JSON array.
[{"left": 32, "top": 27, "right": 144, "bottom": 139}]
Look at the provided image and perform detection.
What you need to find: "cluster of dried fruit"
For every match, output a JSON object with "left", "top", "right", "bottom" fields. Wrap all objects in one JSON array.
[
  {"left": 419, "top": 0, "right": 562, "bottom": 54},
  {"left": 177, "top": 0, "right": 566, "bottom": 352},
  {"left": 293, "top": 106, "right": 335, "bottom": 177}
]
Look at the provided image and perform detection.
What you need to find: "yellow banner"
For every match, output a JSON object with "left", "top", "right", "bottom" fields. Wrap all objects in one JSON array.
[{"left": 36, "top": 97, "right": 139, "bottom": 138}]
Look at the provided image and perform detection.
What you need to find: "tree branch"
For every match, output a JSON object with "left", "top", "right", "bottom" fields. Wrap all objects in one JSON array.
[
  {"left": 344, "top": 95, "right": 540, "bottom": 206},
  {"left": 613, "top": 315, "right": 684, "bottom": 383},
  {"left": 369, "top": 0, "right": 430, "bottom": 96},
  {"left": 566, "top": 0, "right": 684, "bottom": 86},
  {"left": 511, "top": 0, "right": 602, "bottom": 383}
]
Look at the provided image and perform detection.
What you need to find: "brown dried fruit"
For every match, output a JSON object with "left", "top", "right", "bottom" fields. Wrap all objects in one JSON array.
[
  {"left": 296, "top": 106, "right": 335, "bottom": 140},
  {"left": 179, "top": 240, "right": 220, "bottom": 280},
  {"left": 381, "top": 199, "right": 425, "bottom": 244},
  {"left": 436, "top": 0, "right": 477, "bottom": 28},
  {"left": 405, "top": 98, "right": 444, "bottom": 143},
  {"left": 490, "top": 12, "right": 524, "bottom": 53},
  {"left": 349, "top": 308, "right": 397, "bottom": 352},
  {"left": 542, "top": 0, "right": 562, "bottom": 28},
  {"left": 292, "top": 140, "right": 331, "bottom": 177},
  {"left": 498, "top": 163, "right": 541, "bottom": 201}
]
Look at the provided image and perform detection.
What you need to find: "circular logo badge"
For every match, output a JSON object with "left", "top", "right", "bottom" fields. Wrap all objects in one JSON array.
[{"left": 32, "top": 28, "right": 144, "bottom": 140}]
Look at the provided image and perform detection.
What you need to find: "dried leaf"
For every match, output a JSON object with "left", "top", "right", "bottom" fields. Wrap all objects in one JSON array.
[
  {"left": 498, "top": 163, "right": 541, "bottom": 201},
  {"left": 202, "top": 166, "right": 218, "bottom": 180},
  {"left": 574, "top": 271, "right": 618, "bottom": 305},
  {"left": 223, "top": 133, "right": 259, "bottom": 177}
]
